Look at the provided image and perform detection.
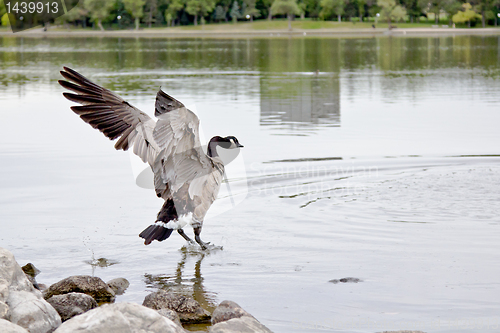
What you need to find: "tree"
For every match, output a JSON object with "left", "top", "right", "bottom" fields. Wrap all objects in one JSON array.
[
  {"left": 230, "top": 1, "right": 241, "bottom": 23},
  {"left": 244, "top": 0, "right": 261, "bottom": 20},
  {"left": 145, "top": 0, "right": 158, "bottom": 27},
  {"left": 320, "top": 0, "right": 347, "bottom": 22},
  {"left": 442, "top": 0, "right": 461, "bottom": 25},
  {"left": 402, "top": 0, "right": 422, "bottom": 22},
  {"left": 378, "top": 0, "right": 407, "bottom": 25},
  {"left": 166, "top": 11, "right": 173, "bottom": 25},
  {"left": 186, "top": 0, "right": 216, "bottom": 25},
  {"left": 165, "top": 0, "right": 185, "bottom": 26},
  {"left": 452, "top": 2, "right": 481, "bottom": 27},
  {"left": 56, "top": 1, "right": 89, "bottom": 28},
  {"left": 123, "top": 0, "right": 146, "bottom": 30},
  {"left": 475, "top": 0, "right": 497, "bottom": 27},
  {"left": 271, "top": 0, "right": 301, "bottom": 30},
  {"left": 0, "top": 1, "right": 6, "bottom": 17},
  {"left": 1, "top": 14, "right": 10, "bottom": 27},
  {"left": 420, "top": 0, "right": 446, "bottom": 23},
  {"left": 214, "top": 5, "right": 227, "bottom": 21},
  {"left": 83, "top": 0, "right": 116, "bottom": 31},
  {"left": 358, "top": 0, "right": 367, "bottom": 21},
  {"left": 262, "top": 0, "right": 275, "bottom": 19},
  {"left": 300, "top": 0, "right": 321, "bottom": 18}
]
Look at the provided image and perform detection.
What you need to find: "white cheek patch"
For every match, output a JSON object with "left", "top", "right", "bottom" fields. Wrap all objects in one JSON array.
[{"left": 229, "top": 139, "right": 237, "bottom": 149}]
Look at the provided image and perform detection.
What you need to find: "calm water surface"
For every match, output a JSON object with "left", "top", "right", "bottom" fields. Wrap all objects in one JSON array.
[{"left": 0, "top": 36, "right": 499, "bottom": 332}]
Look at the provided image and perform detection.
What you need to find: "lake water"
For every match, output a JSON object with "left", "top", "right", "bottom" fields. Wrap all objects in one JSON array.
[{"left": 0, "top": 35, "right": 499, "bottom": 332}]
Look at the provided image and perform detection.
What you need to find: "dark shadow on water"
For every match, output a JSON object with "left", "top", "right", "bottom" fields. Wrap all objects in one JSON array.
[{"left": 144, "top": 245, "right": 222, "bottom": 331}]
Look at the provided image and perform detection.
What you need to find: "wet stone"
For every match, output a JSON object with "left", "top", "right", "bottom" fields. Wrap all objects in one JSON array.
[
  {"left": 211, "top": 300, "right": 254, "bottom": 325},
  {"left": 209, "top": 300, "right": 273, "bottom": 333},
  {"left": 143, "top": 290, "right": 211, "bottom": 324},
  {"left": 43, "top": 275, "right": 115, "bottom": 303},
  {"left": 329, "top": 277, "right": 362, "bottom": 284},
  {"left": 21, "top": 263, "right": 42, "bottom": 291},
  {"left": 46, "top": 292, "right": 97, "bottom": 322},
  {"left": 106, "top": 278, "right": 129, "bottom": 296},
  {"left": 157, "top": 308, "right": 183, "bottom": 327},
  {"left": 21, "top": 263, "right": 41, "bottom": 278}
]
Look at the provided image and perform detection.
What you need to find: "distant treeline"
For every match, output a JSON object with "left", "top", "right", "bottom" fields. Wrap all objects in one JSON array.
[{"left": 1, "top": 0, "right": 499, "bottom": 30}]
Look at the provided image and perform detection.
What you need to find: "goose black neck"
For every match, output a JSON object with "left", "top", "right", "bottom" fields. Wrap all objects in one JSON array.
[{"left": 207, "top": 136, "right": 222, "bottom": 158}]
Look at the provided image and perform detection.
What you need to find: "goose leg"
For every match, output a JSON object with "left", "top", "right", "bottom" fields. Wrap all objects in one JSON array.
[
  {"left": 194, "top": 226, "right": 210, "bottom": 250},
  {"left": 178, "top": 229, "right": 194, "bottom": 243}
]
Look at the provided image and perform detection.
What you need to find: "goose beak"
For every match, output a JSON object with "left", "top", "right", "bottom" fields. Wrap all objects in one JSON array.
[{"left": 237, "top": 143, "right": 244, "bottom": 148}]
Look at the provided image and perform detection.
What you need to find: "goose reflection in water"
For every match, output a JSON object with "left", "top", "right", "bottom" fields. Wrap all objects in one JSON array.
[{"left": 144, "top": 246, "right": 218, "bottom": 316}]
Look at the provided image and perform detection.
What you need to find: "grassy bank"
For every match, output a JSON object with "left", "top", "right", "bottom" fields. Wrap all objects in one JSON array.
[{"left": 1, "top": 19, "right": 500, "bottom": 37}]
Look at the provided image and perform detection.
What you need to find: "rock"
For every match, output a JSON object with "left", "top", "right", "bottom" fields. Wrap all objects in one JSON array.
[
  {"left": 211, "top": 300, "right": 254, "bottom": 325},
  {"left": 21, "top": 264, "right": 42, "bottom": 291},
  {"left": 106, "top": 278, "right": 129, "bottom": 296},
  {"left": 0, "top": 247, "right": 62, "bottom": 333},
  {"left": 209, "top": 316, "right": 273, "bottom": 333},
  {"left": 0, "top": 300, "right": 8, "bottom": 319},
  {"left": 46, "top": 292, "right": 97, "bottom": 322},
  {"left": 43, "top": 275, "right": 115, "bottom": 303},
  {"left": 0, "top": 319, "right": 29, "bottom": 333},
  {"left": 157, "top": 308, "right": 182, "bottom": 327},
  {"left": 329, "top": 277, "right": 362, "bottom": 284},
  {"left": 21, "top": 263, "right": 41, "bottom": 278},
  {"left": 143, "top": 290, "right": 210, "bottom": 323},
  {"left": 209, "top": 301, "right": 273, "bottom": 333},
  {"left": 53, "top": 302, "right": 186, "bottom": 333},
  {"left": 8, "top": 290, "right": 62, "bottom": 333}
]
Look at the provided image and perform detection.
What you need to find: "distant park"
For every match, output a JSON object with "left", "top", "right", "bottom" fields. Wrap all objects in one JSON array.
[{"left": 1, "top": 0, "right": 500, "bottom": 33}]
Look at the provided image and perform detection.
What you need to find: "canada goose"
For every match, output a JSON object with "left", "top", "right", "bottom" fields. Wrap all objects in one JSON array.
[{"left": 58, "top": 67, "right": 243, "bottom": 250}]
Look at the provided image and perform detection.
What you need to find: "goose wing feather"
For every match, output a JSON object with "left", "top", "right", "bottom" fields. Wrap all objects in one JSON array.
[
  {"left": 59, "top": 67, "right": 160, "bottom": 166},
  {"left": 59, "top": 67, "right": 221, "bottom": 215}
]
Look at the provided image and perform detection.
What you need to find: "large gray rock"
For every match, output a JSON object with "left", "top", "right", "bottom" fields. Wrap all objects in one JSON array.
[
  {"left": 0, "top": 319, "right": 29, "bottom": 333},
  {"left": 143, "top": 290, "right": 210, "bottom": 323},
  {"left": 209, "top": 301, "right": 273, "bottom": 333},
  {"left": 8, "top": 290, "right": 62, "bottom": 333},
  {"left": 46, "top": 292, "right": 97, "bottom": 322},
  {"left": 53, "top": 302, "right": 186, "bottom": 333},
  {"left": 0, "top": 247, "right": 62, "bottom": 333},
  {"left": 44, "top": 275, "right": 115, "bottom": 303}
]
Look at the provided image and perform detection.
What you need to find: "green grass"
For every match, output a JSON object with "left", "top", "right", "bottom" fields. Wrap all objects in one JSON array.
[
  {"left": 2, "top": 18, "right": 497, "bottom": 34},
  {"left": 171, "top": 19, "right": 463, "bottom": 31}
]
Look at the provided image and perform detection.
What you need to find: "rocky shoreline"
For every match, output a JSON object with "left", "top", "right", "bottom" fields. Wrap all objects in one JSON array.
[{"left": 0, "top": 247, "right": 272, "bottom": 333}]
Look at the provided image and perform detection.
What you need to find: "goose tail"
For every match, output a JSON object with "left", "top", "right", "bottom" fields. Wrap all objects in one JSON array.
[{"left": 139, "top": 222, "right": 174, "bottom": 245}]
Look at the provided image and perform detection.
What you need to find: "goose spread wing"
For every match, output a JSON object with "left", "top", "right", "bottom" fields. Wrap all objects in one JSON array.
[{"left": 58, "top": 67, "right": 160, "bottom": 166}]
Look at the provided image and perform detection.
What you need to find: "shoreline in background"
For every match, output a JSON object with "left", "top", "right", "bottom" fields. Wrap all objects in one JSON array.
[{"left": 2, "top": 26, "right": 500, "bottom": 38}]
